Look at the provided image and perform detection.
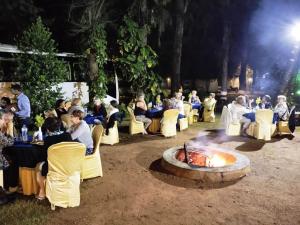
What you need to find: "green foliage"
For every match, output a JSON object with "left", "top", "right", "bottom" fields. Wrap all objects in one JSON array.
[
  {"left": 87, "top": 24, "right": 108, "bottom": 100},
  {"left": 16, "top": 17, "right": 67, "bottom": 116},
  {"left": 116, "top": 16, "right": 163, "bottom": 99},
  {"left": 34, "top": 114, "right": 44, "bottom": 127}
]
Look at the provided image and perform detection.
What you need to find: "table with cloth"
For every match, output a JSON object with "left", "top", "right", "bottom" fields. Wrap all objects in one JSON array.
[
  {"left": 146, "top": 108, "right": 163, "bottom": 133},
  {"left": 192, "top": 103, "right": 202, "bottom": 110},
  {"left": 243, "top": 112, "right": 279, "bottom": 124},
  {"left": 84, "top": 114, "right": 104, "bottom": 125},
  {"left": 3, "top": 141, "right": 46, "bottom": 195}
]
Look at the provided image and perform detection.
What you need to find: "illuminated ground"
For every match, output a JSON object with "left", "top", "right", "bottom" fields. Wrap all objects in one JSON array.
[{"left": 1, "top": 120, "right": 300, "bottom": 225}]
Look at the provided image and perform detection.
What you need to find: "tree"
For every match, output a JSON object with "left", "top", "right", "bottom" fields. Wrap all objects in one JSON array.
[
  {"left": 87, "top": 24, "right": 108, "bottom": 101},
  {"left": 171, "top": 0, "right": 190, "bottom": 93},
  {"left": 17, "top": 17, "right": 67, "bottom": 116},
  {"left": 116, "top": 16, "right": 162, "bottom": 99},
  {"left": 220, "top": 0, "right": 231, "bottom": 94}
]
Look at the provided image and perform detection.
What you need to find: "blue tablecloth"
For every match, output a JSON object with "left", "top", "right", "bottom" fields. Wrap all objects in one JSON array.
[
  {"left": 3, "top": 141, "right": 46, "bottom": 168},
  {"left": 84, "top": 114, "right": 104, "bottom": 125},
  {"left": 243, "top": 112, "right": 279, "bottom": 124},
  {"left": 192, "top": 103, "right": 202, "bottom": 110},
  {"left": 146, "top": 108, "right": 163, "bottom": 118}
]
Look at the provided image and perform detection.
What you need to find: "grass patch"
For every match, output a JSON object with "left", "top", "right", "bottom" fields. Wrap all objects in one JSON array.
[{"left": 0, "top": 198, "right": 49, "bottom": 225}]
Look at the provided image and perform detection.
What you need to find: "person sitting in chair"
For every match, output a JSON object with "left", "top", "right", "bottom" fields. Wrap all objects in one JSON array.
[
  {"left": 68, "top": 110, "right": 94, "bottom": 154},
  {"left": 55, "top": 99, "right": 68, "bottom": 118},
  {"left": 93, "top": 97, "right": 107, "bottom": 117},
  {"left": 104, "top": 100, "right": 120, "bottom": 135},
  {"left": 188, "top": 90, "right": 201, "bottom": 104},
  {"left": 134, "top": 95, "right": 152, "bottom": 134},
  {"left": 258, "top": 95, "right": 272, "bottom": 110},
  {"left": 203, "top": 93, "right": 217, "bottom": 122},
  {"left": 174, "top": 92, "right": 185, "bottom": 120},
  {"left": 230, "top": 96, "right": 251, "bottom": 136},
  {"left": 68, "top": 98, "right": 84, "bottom": 114},
  {"left": 274, "top": 95, "right": 289, "bottom": 121},
  {"left": 153, "top": 94, "right": 163, "bottom": 109},
  {"left": 36, "top": 117, "right": 73, "bottom": 200}
]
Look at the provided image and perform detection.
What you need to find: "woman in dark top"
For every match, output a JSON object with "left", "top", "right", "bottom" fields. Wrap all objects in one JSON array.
[
  {"left": 36, "top": 117, "right": 73, "bottom": 200},
  {"left": 55, "top": 99, "right": 68, "bottom": 118},
  {"left": 104, "top": 100, "right": 120, "bottom": 135},
  {"left": 134, "top": 95, "right": 152, "bottom": 134},
  {"left": 93, "top": 98, "right": 107, "bottom": 117}
]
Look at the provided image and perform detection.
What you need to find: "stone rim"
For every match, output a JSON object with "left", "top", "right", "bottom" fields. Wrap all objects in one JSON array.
[{"left": 161, "top": 146, "right": 251, "bottom": 183}]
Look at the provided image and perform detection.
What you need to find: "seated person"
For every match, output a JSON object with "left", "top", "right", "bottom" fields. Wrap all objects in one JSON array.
[
  {"left": 44, "top": 109, "right": 57, "bottom": 118},
  {"left": 55, "top": 99, "right": 68, "bottom": 118},
  {"left": 93, "top": 97, "right": 107, "bottom": 117},
  {"left": 188, "top": 90, "right": 201, "bottom": 104},
  {"left": 68, "top": 98, "right": 84, "bottom": 114},
  {"left": 0, "top": 97, "right": 12, "bottom": 111},
  {"left": 134, "top": 95, "right": 152, "bottom": 134},
  {"left": 274, "top": 95, "right": 289, "bottom": 121},
  {"left": 230, "top": 96, "right": 251, "bottom": 135},
  {"left": 1, "top": 111, "right": 14, "bottom": 137},
  {"left": 68, "top": 110, "right": 94, "bottom": 155},
  {"left": 36, "top": 117, "right": 73, "bottom": 200},
  {"left": 163, "top": 99, "right": 172, "bottom": 111},
  {"left": 203, "top": 93, "right": 217, "bottom": 122},
  {"left": 174, "top": 92, "right": 185, "bottom": 119},
  {"left": 153, "top": 94, "right": 163, "bottom": 109},
  {"left": 257, "top": 95, "right": 272, "bottom": 110},
  {"left": 104, "top": 100, "right": 120, "bottom": 135}
]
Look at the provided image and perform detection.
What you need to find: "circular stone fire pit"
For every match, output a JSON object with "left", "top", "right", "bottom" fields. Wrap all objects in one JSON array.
[{"left": 161, "top": 146, "right": 251, "bottom": 183}]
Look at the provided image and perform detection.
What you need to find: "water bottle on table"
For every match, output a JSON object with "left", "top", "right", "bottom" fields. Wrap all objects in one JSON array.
[{"left": 21, "top": 125, "right": 28, "bottom": 142}]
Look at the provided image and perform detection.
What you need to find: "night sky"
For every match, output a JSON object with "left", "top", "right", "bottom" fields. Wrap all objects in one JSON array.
[{"left": 1, "top": 0, "right": 300, "bottom": 81}]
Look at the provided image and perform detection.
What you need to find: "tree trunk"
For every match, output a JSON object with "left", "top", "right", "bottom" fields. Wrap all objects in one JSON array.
[
  {"left": 239, "top": 46, "right": 248, "bottom": 91},
  {"left": 221, "top": 19, "right": 231, "bottom": 93},
  {"left": 171, "top": 0, "right": 189, "bottom": 94}
]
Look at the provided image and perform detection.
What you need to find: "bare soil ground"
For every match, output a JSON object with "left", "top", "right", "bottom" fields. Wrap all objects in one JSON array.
[{"left": 45, "top": 121, "right": 300, "bottom": 225}]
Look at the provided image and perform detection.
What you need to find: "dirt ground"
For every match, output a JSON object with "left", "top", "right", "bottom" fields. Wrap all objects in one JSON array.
[{"left": 46, "top": 122, "right": 300, "bottom": 225}]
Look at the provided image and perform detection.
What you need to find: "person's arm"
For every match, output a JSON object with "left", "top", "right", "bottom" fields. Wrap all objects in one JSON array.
[
  {"left": 16, "top": 97, "right": 30, "bottom": 118},
  {"left": 0, "top": 132, "right": 14, "bottom": 147}
]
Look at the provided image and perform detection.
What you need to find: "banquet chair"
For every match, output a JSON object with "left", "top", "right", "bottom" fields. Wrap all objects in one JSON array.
[
  {"left": 101, "top": 121, "right": 119, "bottom": 145},
  {"left": 161, "top": 109, "right": 180, "bottom": 137},
  {"left": 46, "top": 142, "right": 85, "bottom": 210},
  {"left": 82, "top": 125, "right": 104, "bottom": 180},
  {"left": 183, "top": 102, "right": 194, "bottom": 125},
  {"left": 61, "top": 114, "right": 72, "bottom": 129},
  {"left": 0, "top": 169, "right": 3, "bottom": 188},
  {"left": 247, "top": 109, "right": 274, "bottom": 141},
  {"left": 127, "top": 106, "right": 145, "bottom": 135},
  {"left": 221, "top": 106, "right": 241, "bottom": 136},
  {"left": 278, "top": 106, "right": 296, "bottom": 135},
  {"left": 203, "top": 101, "right": 217, "bottom": 123},
  {"left": 179, "top": 117, "right": 188, "bottom": 131}
]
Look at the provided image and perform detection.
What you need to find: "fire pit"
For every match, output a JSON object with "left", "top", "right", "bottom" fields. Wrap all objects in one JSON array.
[{"left": 161, "top": 145, "right": 250, "bottom": 183}]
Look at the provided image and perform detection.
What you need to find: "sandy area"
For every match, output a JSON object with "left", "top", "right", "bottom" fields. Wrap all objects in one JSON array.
[{"left": 46, "top": 122, "right": 300, "bottom": 225}]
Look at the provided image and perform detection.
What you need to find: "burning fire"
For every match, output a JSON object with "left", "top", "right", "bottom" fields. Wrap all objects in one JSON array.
[{"left": 206, "top": 154, "right": 227, "bottom": 167}]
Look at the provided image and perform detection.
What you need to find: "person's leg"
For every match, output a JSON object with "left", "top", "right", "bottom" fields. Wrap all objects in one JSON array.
[
  {"left": 241, "top": 117, "right": 251, "bottom": 135},
  {"left": 136, "top": 116, "right": 149, "bottom": 134},
  {"left": 143, "top": 117, "right": 152, "bottom": 130},
  {"left": 36, "top": 162, "right": 46, "bottom": 199}
]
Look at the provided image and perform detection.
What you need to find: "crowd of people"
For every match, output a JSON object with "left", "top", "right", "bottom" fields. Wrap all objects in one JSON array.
[
  {"left": 0, "top": 83, "right": 295, "bottom": 205},
  {"left": 228, "top": 94, "right": 293, "bottom": 136}
]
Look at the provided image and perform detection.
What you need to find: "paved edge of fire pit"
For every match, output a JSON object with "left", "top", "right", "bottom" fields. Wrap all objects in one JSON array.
[{"left": 161, "top": 146, "right": 251, "bottom": 183}]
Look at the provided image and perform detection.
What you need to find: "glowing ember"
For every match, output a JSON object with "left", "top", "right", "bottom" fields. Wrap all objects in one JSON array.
[{"left": 206, "top": 154, "right": 227, "bottom": 167}]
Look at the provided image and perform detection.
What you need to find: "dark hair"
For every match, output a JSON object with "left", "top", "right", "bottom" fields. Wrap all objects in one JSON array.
[
  {"left": 11, "top": 84, "right": 22, "bottom": 91},
  {"left": 72, "top": 110, "right": 84, "bottom": 120},
  {"left": 43, "top": 117, "right": 61, "bottom": 132},
  {"left": 1, "top": 97, "right": 11, "bottom": 105},
  {"left": 110, "top": 100, "right": 118, "bottom": 108},
  {"left": 55, "top": 99, "right": 65, "bottom": 109}
]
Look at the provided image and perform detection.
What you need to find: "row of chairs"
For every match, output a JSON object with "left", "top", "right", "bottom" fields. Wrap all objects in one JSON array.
[
  {"left": 0, "top": 125, "right": 106, "bottom": 210},
  {"left": 221, "top": 106, "right": 295, "bottom": 140}
]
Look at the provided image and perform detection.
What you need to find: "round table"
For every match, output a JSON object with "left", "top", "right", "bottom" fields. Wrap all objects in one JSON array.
[{"left": 84, "top": 114, "right": 104, "bottom": 125}]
